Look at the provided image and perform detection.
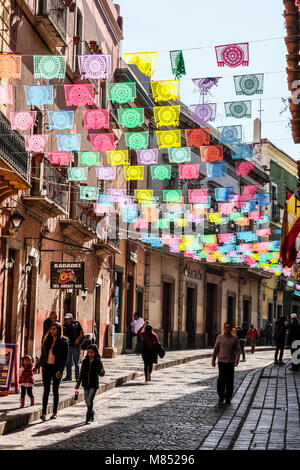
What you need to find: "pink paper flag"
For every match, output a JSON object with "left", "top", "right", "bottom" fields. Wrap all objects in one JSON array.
[
  {"left": 10, "top": 111, "right": 37, "bottom": 130},
  {"left": 241, "top": 184, "right": 259, "bottom": 200},
  {"left": 48, "top": 152, "right": 71, "bottom": 165},
  {"left": 215, "top": 43, "right": 249, "bottom": 67},
  {"left": 218, "top": 233, "right": 233, "bottom": 243},
  {"left": 134, "top": 218, "right": 149, "bottom": 229},
  {"left": 179, "top": 163, "right": 199, "bottom": 180},
  {"left": 0, "top": 84, "right": 13, "bottom": 104},
  {"left": 188, "top": 188, "right": 208, "bottom": 203},
  {"left": 89, "top": 133, "right": 115, "bottom": 151},
  {"left": 83, "top": 109, "right": 110, "bottom": 130},
  {"left": 218, "top": 202, "right": 235, "bottom": 215},
  {"left": 248, "top": 211, "right": 262, "bottom": 221},
  {"left": 25, "top": 134, "right": 48, "bottom": 152},
  {"left": 256, "top": 229, "right": 272, "bottom": 237},
  {"left": 235, "top": 161, "right": 255, "bottom": 176},
  {"left": 64, "top": 84, "right": 95, "bottom": 106}
]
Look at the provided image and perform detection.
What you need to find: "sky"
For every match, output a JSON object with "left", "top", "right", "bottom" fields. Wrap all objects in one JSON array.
[{"left": 116, "top": 0, "right": 299, "bottom": 160}]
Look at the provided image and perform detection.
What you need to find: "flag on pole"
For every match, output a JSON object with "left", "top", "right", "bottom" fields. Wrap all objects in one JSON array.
[{"left": 280, "top": 189, "right": 300, "bottom": 267}]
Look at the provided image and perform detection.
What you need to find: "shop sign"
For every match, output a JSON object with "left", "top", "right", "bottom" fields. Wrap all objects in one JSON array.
[
  {"left": 50, "top": 262, "right": 85, "bottom": 289},
  {"left": 0, "top": 344, "right": 17, "bottom": 394},
  {"left": 130, "top": 251, "right": 137, "bottom": 263}
]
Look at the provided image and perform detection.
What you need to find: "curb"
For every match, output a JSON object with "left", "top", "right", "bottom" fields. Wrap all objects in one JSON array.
[{"left": 0, "top": 346, "right": 275, "bottom": 435}]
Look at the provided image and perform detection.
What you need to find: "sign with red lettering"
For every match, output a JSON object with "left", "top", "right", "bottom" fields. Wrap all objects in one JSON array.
[{"left": 50, "top": 262, "right": 85, "bottom": 289}]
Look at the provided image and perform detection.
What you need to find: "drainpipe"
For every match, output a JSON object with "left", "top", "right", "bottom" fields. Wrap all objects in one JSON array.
[
  {"left": 144, "top": 248, "right": 150, "bottom": 322},
  {"left": 178, "top": 258, "right": 184, "bottom": 348}
]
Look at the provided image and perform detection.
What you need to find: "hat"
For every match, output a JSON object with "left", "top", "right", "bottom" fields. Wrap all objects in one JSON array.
[
  {"left": 291, "top": 313, "right": 298, "bottom": 319},
  {"left": 64, "top": 313, "right": 73, "bottom": 319}
]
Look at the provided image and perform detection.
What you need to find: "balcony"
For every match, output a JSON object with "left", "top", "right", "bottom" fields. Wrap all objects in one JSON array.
[
  {"left": 0, "top": 111, "right": 30, "bottom": 204},
  {"left": 22, "top": 157, "right": 68, "bottom": 218},
  {"left": 34, "top": 0, "right": 67, "bottom": 47},
  {"left": 59, "top": 194, "right": 99, "bottom": 243}
]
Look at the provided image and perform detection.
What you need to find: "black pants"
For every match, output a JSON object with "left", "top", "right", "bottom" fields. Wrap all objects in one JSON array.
[
  {"left": 42, "top": 364, "right": 61, "bottom": 414},
  {"left": 239, "top": 340, "right": 245, "bottom": 360},
  {"left": 266, "top": 336, "right": 273, "bottom": 346},
  {"left": 217, "top": 362, "right": 235, "bottom": 401},
  {"left": 20, "top": 386, "right": 34, "bottom": 399},
  {"left": 142, "top": 348, "right": 154, "bottom": 379},
  {"left": 275, "top": 343, "right": 284, "bottom": 362}
]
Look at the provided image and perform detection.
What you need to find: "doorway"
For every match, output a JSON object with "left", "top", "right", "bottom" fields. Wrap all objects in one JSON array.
[
  {"left": 126, "top": 275, "right": 134, "bottom": 334},
  {"left": 5, "top": 249, "right": 16, "bottom": 344},
  {"left": 23, "top": 259, "right": 37, "bottom": 355},
  {"left": 136, "top": 286, "right": 144, "bottom": 317},
  {"left": 162, "top": 281, "right": 173, "bottom": 346},
  {"left": 227, "top": 295, "right": 235, "bottom": 326},
  {"left": 243, "top": 298, "right": 251, "bottom": 324},
  {"left": 268, "top": 302, "right": 273, "bottom": 323},
  {"left": 205, "top": 283, "right": 218, "bottom": 346},
  {"left": 94, "top": 284, "right": 101, "bottom": 347},
  {"left": 186, "top": 286, "right": 196, "bottom": 348}
]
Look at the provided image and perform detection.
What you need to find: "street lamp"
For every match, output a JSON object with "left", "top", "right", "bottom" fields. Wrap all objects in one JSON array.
[
  {"left": 1, "top": 257, "right": 14, "bottom": 273},
  {"left": 9, "top": 211, "right": 25, "bottom": 232},
  {"left": 81, "top": 287, "right": 88, "bottom": 299},
  {"left": 23, "top": 262, "right": 33, "bottom": 274}
]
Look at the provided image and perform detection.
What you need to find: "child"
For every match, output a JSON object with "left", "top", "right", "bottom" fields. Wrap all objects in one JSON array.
[
  {"left": 75, "top": 344, "right": 105, "bottom": 424},
  {"left": 19, "top": 355, "right": 37, "bottom": 408}
]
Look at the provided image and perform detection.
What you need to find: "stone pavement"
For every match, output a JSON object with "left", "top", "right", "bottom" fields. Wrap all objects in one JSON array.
[
  {"left": 200, "top": 358, "right": 300, "bottom": 450},
  {"left": 0, "top": 349, "right": 284, "bottom": 450}
]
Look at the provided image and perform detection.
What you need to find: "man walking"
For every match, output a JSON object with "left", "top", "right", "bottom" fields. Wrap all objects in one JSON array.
[
  {"left": 129, "top": 312, "right": 144, "bottom": 351},
  {"left": 236, "top": 322, "right": 248, "bottom": 362},
  {"left": 212, "top": 322, "right": 240, "bottom": 406},
  {"left": 274, "top": 316, "right": 287, "bottom": 365},
  {"left": 247, "top": 323, "right": 260, "bottom": 354},
  {"left": 42, "top": 311, "right": 58, "bottom": 341},
  {"left": 288, "top": 313, "right": 300, "bottom": 371},
  {"left": 63, "top": 313, "right": 84, "bottom": 381},
  {"left": 264, "top": 321, "right": 274, "bottom": 346}
]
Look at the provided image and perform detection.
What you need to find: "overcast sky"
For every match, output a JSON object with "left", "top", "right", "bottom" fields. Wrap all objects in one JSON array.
[{"left": 116, "top": 0, "right": 299, "bottom": 160}]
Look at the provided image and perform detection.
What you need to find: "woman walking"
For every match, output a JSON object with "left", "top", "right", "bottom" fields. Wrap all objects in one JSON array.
[
  {"left": 137, "top": 322, "right": 160, "bottom": 383},
  {"left": 75, "top": 344, "right": 105, "bottom": 424},
  {"left": 39, "top": 322, "right": 68, "bottom": 421},
  {"left": 236, "top": 322, "right": 248, "bottom": 362}
]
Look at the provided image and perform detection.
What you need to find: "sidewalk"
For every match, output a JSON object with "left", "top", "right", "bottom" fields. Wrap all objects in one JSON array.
[
  {"left": 0, "top": 346, "right": 274, "bottom": 436},
  {"left": 199, "top": 357, "right": 300, "bottom": 450}
]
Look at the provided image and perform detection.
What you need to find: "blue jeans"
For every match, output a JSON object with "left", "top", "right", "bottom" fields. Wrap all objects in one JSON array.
[
  {"left": 66, "top": 346, "right": 80, "bottom": 379},
  {"left": 84, "top": 387, "right": 97, "bottom": 420}
]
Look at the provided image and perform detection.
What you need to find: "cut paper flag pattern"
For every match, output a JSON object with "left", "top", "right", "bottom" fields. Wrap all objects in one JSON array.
[
  {"left": 151, "top": 80, "right": 180, "bottom": 102},
  {"left": 189, "top": 103, "right": 217, "bottom": 123},
  {"left": 25, "top": 135, "right": 48, "bottom": 152},
  {"left": 57, "top": 134, "right": 81, "bottom": 152},
  {"left": 106, "top": 82, "right": 137, "bottom": 104},
  {"left": 24, "top": 85, "right": 54, "bottom": 106},
  {"left": 153, "top": 106, "right": 181, "bottom": 127},
  {"left": 47, "top": 110, "right": 74, "bottom": 130},
  {"left": 125, "top": 132, "right": 149, "bottom": 150},
  {"left": 34, "top": 55, "right": 66, "bottom": 79},
  {"left": 106, "top": 150, "right": 129, "bottom": 166},
  {"left": 231, "top": 143, "right": 253, "bottom": 160},
  {"left": 0, "top": 85, "right": 13, "bottom": 104},
  {"left": 200, "top": 145, "right": 223, "bottom": 162},
  {"left": 67, "top": 167, "right": 88, "bottom": 181},
  {"left": 78, "top": 151, "right": 100, "bottom": 166},
  {"left": 10, "top": 111, "right": 37, "bottom": 131},
  {"left": 235, "top": 161, "right": 255, "bottom": 176},
  {"left": 168, "top": 147, "right": 191, "bottom": 163},
  {"left": 83, "top": 109, "right": 110, "bottom": 130},
  {"left": 218, "top": 125, "right": 242, "bottom": 143},
  {"left": 224, "top": 101, "right": 252, "bottom": 118},
  {"left": 90, "top": 133, "right": 115, "bottom": 151},
  {"left": 192, "top": 77, "right": 221, "bottom": 93},
  {"left": 185, "top": 128, "right": 210, "bottom": 146},
  {"left": 64, "top": 84, "right": 94, "bottom": 107},
  {"left": 234, "top": 74, "right": 264, "bottom": 95},
  {"left": 77, "top": 54, "right": 111, "bottom": 79},
  {"left": 0, "top": 53, "right": 22, "bottom": 78},
  {"left": 48, "top": 152, "right": 71, "bottom": 165},
  {"left": 156, "top": 130, "right": 181, "bottom": 149},
  {"left": 151, "top": 165, "right": 172, "bottom": 180},
  {"left": 215, "top": 43, "right": 249, "bottom": 68},
  {"left": 170, "top": 50, "right": 186, "bottom": 79},
  {"left": 117, "top": 108, "right": 144, "bottom": 128},
  {"left": 95, "top": 166, "right": 116, "bottom": 180},
  {"left": 137, "top": 148, "right": 159, "bottom": 165},
  {"left": 123, "top": 52, "right": 157, "bottom": 77}
]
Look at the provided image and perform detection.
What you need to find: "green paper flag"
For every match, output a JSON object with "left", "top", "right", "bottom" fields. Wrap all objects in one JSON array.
[{"left": 170, "top": 50, "right": 186, "bottom": 79}]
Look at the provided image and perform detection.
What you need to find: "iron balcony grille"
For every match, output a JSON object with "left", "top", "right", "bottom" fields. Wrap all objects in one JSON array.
[
  {"left": 0, "top": 111, "right": 28, "bottom": 180},
  {"left": 271, "top": 203, "right": 280, "bottom": 223},
  {"left": 36, "top": 0, "right": 67, "bottom": 44}
]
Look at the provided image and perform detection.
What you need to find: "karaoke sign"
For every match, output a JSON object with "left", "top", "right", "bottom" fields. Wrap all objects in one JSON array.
[{"left": 50, "top": 262, "right": 85, "bottom": 289}]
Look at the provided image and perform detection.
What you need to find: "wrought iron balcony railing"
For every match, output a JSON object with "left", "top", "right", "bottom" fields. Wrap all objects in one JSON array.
[
  {"left": 35, "top": 0, "right": 67, "bottom": 45},
  {"left": 0, "top": 111, "right": 28, "bottom": 180},
  {"left": 271, "top": 203, "right": 280, "bottom": 223}
]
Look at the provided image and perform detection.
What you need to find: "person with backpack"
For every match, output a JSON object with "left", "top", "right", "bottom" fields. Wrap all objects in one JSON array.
[
  {"left": 137, "top": 322, "right": 160, "bottom": 383},
  {"left": 75, "top": 344, "right": 105, "bottom": 424},
  {"left": 247, "top": 323, "right": 260, "bottom": 354},
  {"left": 274, "top": 316, "right": 288, "bottom": 365}
]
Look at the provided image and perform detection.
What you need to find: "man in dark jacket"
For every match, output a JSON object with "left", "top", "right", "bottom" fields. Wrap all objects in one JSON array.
[
  {"left": 274, "top": 317, "right": 287, "bottom": 364},
  {"left": 42, "top": 311, "right": 58, "bottom": 341},
  {"left": 288, "top": 314, "right": 300, "bottom": 371},
  {"left": 63, "top": 313, "right": 84, "bottom": 381},
  {"left": 264, "top": 322, "right": 274, "bottom": 346}
]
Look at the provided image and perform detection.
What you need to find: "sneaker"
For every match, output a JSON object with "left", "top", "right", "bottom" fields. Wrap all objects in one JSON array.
[
  {"left": 145, "top": 379, "right": 149, "bottom": 384},
  {"left": 62, "top": 377, "right": 72, "bottom": 382},
  {"left": 50, "top": 414, "right": 57, "bottom": 420},
  {"left": 217, "top": 399, "right": 224, "bottom": 406},
  {"left": 225, "top": 399, "right": 231, "bottom": 405},
  {"left": 40, "top": 414, "right": 46, "bottom": 422},
  {"left": 240, "top": 359, "right": 246, "bottom": 362},
  {"left": 279, "top": 361, "right": 283, "bottom": 365}
]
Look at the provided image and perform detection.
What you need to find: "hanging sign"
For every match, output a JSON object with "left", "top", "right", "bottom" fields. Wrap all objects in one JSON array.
[{"left": 50, "top": 262, "right": 85, "bottom": 289}]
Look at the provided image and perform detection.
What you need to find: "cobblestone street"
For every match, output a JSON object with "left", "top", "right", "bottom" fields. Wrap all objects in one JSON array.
[{"left": 1, "top": 350, "right": 293, "bottom": 451}]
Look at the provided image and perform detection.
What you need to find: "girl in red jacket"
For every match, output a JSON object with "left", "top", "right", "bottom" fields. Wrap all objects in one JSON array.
[{"left": 19, "top": 355, "right": 37, "bottom": 408}]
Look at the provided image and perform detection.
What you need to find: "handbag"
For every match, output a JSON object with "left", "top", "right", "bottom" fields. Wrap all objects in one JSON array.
[{"left": 157, "top": 343, "right": 165, "bottom": 359}]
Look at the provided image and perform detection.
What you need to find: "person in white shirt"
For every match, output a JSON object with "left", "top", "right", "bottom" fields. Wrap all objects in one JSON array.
[{"left": 129, "top": 313, "right": 144, "bottom": 351}]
